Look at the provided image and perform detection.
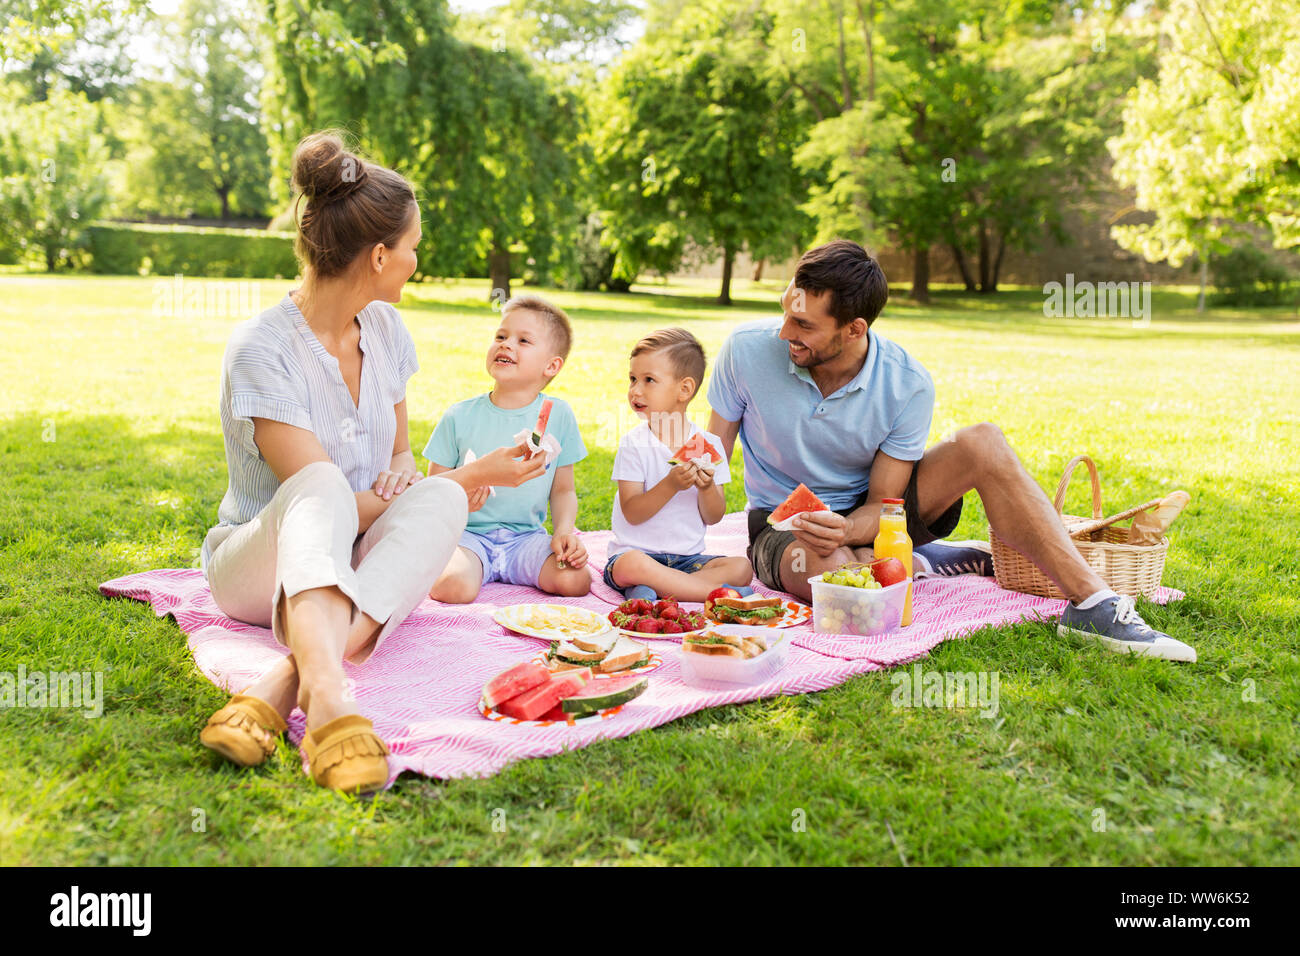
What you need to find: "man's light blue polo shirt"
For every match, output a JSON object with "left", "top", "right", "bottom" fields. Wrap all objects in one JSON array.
[{"left": 707, "top": 319, "right": 934, "bottom": 512}]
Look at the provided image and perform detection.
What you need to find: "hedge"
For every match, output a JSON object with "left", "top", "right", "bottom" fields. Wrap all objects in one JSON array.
[{"left": 87, "top": 222, "right": 298, "bottom": 279}]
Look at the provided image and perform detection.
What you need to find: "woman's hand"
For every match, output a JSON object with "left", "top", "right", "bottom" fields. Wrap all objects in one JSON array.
[
  {"left": 466, "top": 485, "right": 491, "bottom": 513},
  {"left": 473, "top": 443, "right": 548, "bottom": 488},
  {"left": 372, "top": 467, "right": 422, "bottom": 501}
]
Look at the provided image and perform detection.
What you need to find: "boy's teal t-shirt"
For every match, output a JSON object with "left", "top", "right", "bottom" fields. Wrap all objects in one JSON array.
[{"left": 422, "top": 392, "right": 586, "bottom": 534}]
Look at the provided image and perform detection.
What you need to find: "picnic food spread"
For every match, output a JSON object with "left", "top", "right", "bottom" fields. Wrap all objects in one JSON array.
[{"left": 608, "top": 597, "right": 707, "bottom": 634}]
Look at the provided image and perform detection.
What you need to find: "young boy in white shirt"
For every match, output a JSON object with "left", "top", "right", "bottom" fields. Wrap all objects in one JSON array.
[{"left": 602, "top": 328, "right": 753, "bottom": 602}]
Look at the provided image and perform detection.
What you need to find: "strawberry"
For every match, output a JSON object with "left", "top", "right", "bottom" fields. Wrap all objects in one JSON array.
[
  {"left": 617, "top": 599, "right": 639, "bottom": 615},
  {"left": 661, "top": 620, "right": 684, "bottom": 634},
  {"left": 634, "top": 618, "right": 663, "bottom": 634},
  {"left": 631, "top": 599, "right": 653, "bottom": 615},
  {"left": 658, "top": 604, "right": 683, "bottom": 621},
  {"left": 686, "top": 612, "right": 706, "bottom": 629},
  {"left": 653, "top": 599, "right": 673, "bottom": 616}
]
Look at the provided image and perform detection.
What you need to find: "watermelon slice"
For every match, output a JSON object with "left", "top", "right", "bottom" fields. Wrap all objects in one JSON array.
[
  {"left": 560, "top": 674, "right": 649, "bottom": 715},
  {"left": 496, "top": 669, "right": 590, "bottom": 721},
  {"left": 767, "top": 483, "right": 830, "bottom": 530},
  {"left": 482, "top": 660, "right": 551, "bottom": 709},
  {"left": 530, "top": 398, "right": 554, "bottom": 446},
  {"left": 668, "top": 432, "right": 723, "bottom": 466}
]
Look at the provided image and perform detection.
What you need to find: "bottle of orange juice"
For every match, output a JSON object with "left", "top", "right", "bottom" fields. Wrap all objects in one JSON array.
[{"left": 874, "top": 498, "right": 913, "bottom": 626}]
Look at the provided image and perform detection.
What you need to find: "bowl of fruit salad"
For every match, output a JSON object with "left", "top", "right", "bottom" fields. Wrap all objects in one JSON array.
[{"left": 807, "top": 566, "right": 909, "bottom": 637}]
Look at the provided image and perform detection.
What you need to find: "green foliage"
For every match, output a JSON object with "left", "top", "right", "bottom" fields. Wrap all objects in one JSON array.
[
  {"left": 86, "top": 223, "right": 296, "bottom": 278},
  {"left": 786, "top": 0, "right": 1155, "bottom": 293},
  {"left": 1209, "top": 245, "right": 1297, "bottom": 306},
  {"left": 1109, "top": 0, "right": 1300, "bottom": 266},
  {"left": 594, "top": 2, "right": 812, "bottom": 301},
  {"left": 0, "top": 85, "right": 111, "bottom": 270},
  {"left": 263, "top": 0, "right": 581, "bottom": 292},
  {"left": 113, "top": 0, "right": 270, "bottom": 221}
]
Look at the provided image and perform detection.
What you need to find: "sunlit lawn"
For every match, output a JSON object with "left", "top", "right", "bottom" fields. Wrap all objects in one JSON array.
[{"left": 1, "top": 272, "right": 1297, "bottom": 864}]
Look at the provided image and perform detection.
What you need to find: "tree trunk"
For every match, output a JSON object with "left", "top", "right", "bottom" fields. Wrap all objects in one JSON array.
[
  {"left": 1197, "top": 254, "right": 1208, "bottom": 312},
  {"left": 989, "top": 232, "right": 1006, "bottom": 292},
  {"left": 717, "top": 246, "right": 735, "bottom": 305},
  {"left": 977, "top": 220, "right": 992, "bottom": 292},
  {"left": 910, "top": 247, "right": 930, "bottom": 303},
  {"left": 752, "top": 258, "right": 765, "bottom": 282},
  {"left": 489, "top": 245, "right": 511, "bottom": 303},
  {"left": 949, "top": 243, "right": 976, "bottom": 291},
  {"left": 45, "top": 243, "right": 57, "bottom": 272},
  {"left": 219, "top": 188, "right": 231, "bottom": 222}
]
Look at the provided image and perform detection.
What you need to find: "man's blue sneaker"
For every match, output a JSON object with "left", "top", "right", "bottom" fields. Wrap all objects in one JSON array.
[
  {"left": 1058, "top": 596, "right": 1196, "bottom": 662},
  {"left": 913, "top": 540, "right": 994, "bottom": 578}
]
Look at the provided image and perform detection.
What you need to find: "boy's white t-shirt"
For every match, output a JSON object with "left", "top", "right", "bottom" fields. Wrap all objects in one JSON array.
[{"left": 609, "top": 422, "right": 730, "bottom": 557}]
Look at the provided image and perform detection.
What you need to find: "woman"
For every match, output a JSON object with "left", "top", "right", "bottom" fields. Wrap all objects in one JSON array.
[{"left": 197, "top": 131, "right": 545, "bottom": 793}]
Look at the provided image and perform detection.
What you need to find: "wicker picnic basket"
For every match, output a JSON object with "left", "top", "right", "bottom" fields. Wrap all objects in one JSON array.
[{"left": 989, "top": 454, "right": 1169, "bottom": 600}]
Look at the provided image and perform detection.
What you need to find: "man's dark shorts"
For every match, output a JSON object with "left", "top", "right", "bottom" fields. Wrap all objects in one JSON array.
[{"left": 746, "top": 469, "right": 963, "bottom": 594}]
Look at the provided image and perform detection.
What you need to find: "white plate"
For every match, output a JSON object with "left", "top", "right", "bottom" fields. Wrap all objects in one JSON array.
[
  {"left": 493, "top": 603, "right": 613, "bottom": 642},
  {"left": 705, "top": 599, "right": 812, "bottom": 629}
]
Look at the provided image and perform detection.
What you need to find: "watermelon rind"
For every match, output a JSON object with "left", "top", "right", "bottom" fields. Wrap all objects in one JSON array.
[{"left": 560, "top": 675, "right": 649, "bottom": 714}]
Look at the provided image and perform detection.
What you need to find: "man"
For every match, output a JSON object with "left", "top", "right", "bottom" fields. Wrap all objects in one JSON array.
[{"left": 707, "top": 239, "right": 1195, "bottom": 662}]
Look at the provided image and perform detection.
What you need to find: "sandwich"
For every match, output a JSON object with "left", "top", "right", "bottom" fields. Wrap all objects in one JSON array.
[
  {"left": 709, "top": 595, "right": 783, "bottom": 625},
  {"left": 682, "top": 631, "right": 769, "bottom": 659},
  {"left": 548, "top": 640, "right": 607, "bottom": 668},
  {"left": 598, "top": 636, "right": 651, "bottom": 673}
]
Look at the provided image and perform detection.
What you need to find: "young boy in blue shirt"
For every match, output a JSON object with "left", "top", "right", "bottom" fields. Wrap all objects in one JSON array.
[{"left": 423, "top": 295, "right": 590, "bottom": 603}]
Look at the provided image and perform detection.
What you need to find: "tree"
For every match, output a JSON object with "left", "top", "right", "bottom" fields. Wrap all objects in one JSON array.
[
  {"left": 595, "top": 3, "right": 812, "bottom": 303},
  {"left": 0, "top": 85, "right": 111, "bottom": 269},
  {"left": 1108, "top": 0, "right": 1300, "bottom": 309},
  {"left": 263, "top": 0, "right": 581, "bottom": 295},
  {"left": 116, "top": 0, "right": 269, "bottom": 220}
]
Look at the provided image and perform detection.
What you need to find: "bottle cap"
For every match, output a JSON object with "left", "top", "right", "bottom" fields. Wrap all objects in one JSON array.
[{"left": 882, "top": 497, "right": 904, "bottom": 505}]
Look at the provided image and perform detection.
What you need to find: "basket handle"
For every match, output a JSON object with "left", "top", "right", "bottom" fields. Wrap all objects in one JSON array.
[{"left": 1052, "top": 455, "right": 1102, "bottom": 519}]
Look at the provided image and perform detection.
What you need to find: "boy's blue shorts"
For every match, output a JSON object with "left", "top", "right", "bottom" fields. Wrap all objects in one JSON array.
[
  {"left": 602, "top": 549, "right": 725, "bottom": 596},
  {"left": 459, "top": 527, "right": 554, "bottom": 587}
]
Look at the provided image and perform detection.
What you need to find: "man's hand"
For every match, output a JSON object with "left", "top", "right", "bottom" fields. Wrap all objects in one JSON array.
[
  {"left": 792, "top": 510, "right": 849, "bottom": 557},
  {"left": 551, "top": 532, "right": 588, "bottom": 570}
]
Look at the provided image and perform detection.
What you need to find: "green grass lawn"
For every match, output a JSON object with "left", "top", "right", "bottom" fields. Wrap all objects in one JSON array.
[{"left": 1, "top": 272, "right": 1297, "bottom": 865}]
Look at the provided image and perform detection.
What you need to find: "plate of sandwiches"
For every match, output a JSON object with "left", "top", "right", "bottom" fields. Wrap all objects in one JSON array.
[
  {"left": 538, "top": 629, "right": 662, "bottom": 678},
  {"left": 493, "top": 603, "right": 613, "bottom": 642},
  {"left": 706, "top": 594, "right": 813, "bottom": 629}
]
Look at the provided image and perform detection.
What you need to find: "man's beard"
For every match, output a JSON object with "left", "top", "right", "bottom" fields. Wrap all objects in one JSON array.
[{"left": 789, "top": 330, "right": 845, "bottom": 368}]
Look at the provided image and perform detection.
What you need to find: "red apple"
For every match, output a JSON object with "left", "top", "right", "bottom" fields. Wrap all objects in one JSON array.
[
  {"left": 868, "top": 557, "right": 908, "bottom": 588},
  {"left": 705, "top": 586, "right": 741, "bottom": 615}
]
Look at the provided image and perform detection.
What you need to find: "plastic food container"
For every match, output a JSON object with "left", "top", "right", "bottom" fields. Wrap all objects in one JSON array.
[
  {"left": 678, "top": 625, "right": 791, "bottom": 688},
  {"left": 808, "top": 576, "right": 910, "bottom": 636}
]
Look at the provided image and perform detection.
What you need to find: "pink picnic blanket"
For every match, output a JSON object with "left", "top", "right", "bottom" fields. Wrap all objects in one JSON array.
[{"left": 98, "top": 513, "right": 1183, "bottom": 782}]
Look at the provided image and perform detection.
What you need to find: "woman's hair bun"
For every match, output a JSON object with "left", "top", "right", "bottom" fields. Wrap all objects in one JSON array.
[{"left": 291, "top": 131, "right": 370, "bottom": 205}]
